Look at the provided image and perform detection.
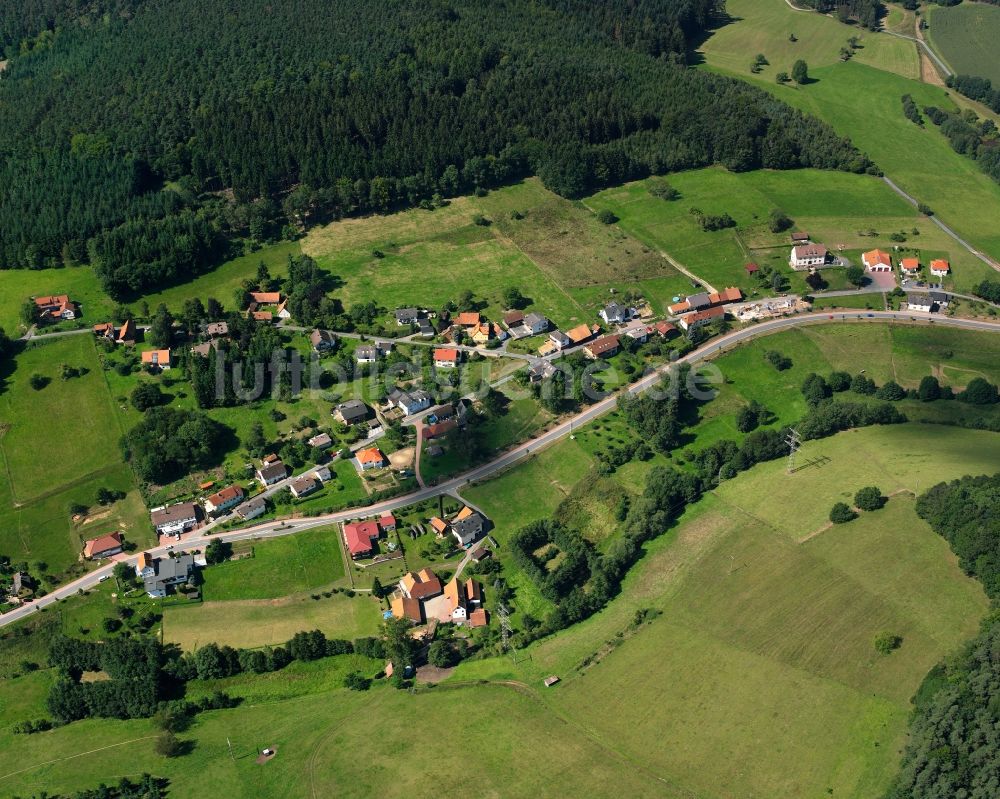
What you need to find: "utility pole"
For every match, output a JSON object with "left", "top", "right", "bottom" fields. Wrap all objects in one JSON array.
[
  {"left": 227, "top": 737, "right": 235, "bottom": 762},
  {"left": 785, "top": 428, "right": 801, "bottom": 473}
]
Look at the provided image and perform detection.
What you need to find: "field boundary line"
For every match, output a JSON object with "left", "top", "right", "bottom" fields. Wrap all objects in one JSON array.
[{"left": 0, "top": 735, "right": 159, "bottom": 782}]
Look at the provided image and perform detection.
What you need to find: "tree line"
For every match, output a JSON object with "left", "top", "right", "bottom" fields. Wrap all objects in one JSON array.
[
  {"left": 884, "top": 473, "right": 1000, "bottom": 798},
  {"left": 794, "top": 0, "right": 885, "bottom": 29},
  {"left": 0, "top": 0, "right": 872, "bottom": 292},
  {"left": 922, "top": 103, "right": 1000, "bottom": 187}
]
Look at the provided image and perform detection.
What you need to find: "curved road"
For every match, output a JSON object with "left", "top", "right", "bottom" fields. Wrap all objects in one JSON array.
[{"left": 6, "top": 311, "right": 1000, "bottom": 628}]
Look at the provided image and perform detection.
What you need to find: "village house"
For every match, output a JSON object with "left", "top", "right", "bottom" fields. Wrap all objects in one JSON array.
[
  {"left": 335, "top": 400, "right": 371, "bottom": 426},
  {"left": 424, "top": 418, "right": 458, "bottom": 439},
  {"left": 451, "top": 506, "right": 484, "bottom": 546},
  {"left": 455, "top": 311, "right": 481, "bottom": 328},
  {"left": 503, "top": 310, "right": 525, "bottom": 328},
  {"left": 621, "top": 321, "right": 650, "bottom": 342},
  {"left": 379, "top": 513, "right": 397, "bottom": 531},
  {"left": 678, "top": 305, "right": 725, "bottom": 332},
  {"left": 190, "top": 340, "right": 218, "bottom": 357},
  {"left": 94, "top": 318, "right": 137, "bottom": 345},
  {"left": 791, "top": 231, "right": 810, "bottom": 244},
  {"left": 343, "top": 519, "right": 383, "bottom": 559},
  {"left": 434, "top": 347, "right": 460, "bottom": 368},
  {"left": 399, "top": 568, "right": 443, "bottom": 600},
  {"left": 599, "top": 302, "right": 632, "bottom": 325},
  {"left": 469, "top": 607, "right": 489, "bottom": 627},
  {"left": 135, "top": 552, "right": 156, "bottom": 580},
  {"left": 247, "top": 291, "right": 291, "bottom": 319},
  {"left": 10, "top": 571, "right": 34, "bottom": 597},
  {"left": 900, "top": 258, "right": 920, "bottom": 276},
  {"left": 429, "top": 517, "right": 449, "bottom": 537},
  {"left": 354, "top": 345, "right": 378, "bottom": 363},
  {"left": 141, "top": 349, "right": 172, "bottom": 370},
  {"left": 906, "top": 291, "right": 950, "bottom": 313},
  {"left": 862, "top": 249, "right": 893, "bottom": 272},
  {"left": 522, "top": 312, "right": 550, "bottom": 335},
  {"left": 417, "top": 319, "right": 435, "bottom": 337},
  {"left": 150, "top": 502, "right": 200, "bottom": 535},
  {"left": 83, "top": 531, "right": 124, "bottom": 560},
  {"left": 745, "top": 262, "right": 760, "bottom": 276},
  {"left": 142, "top": 554, "right": 195, "bottom": 598},
  {"left": 391, "top": 389, "right": 433, "bottom": 416},
  {"left": 312, "top": 465, "right": 332, "bottom": 482},
  {"left": 528, "top": 361, "right": 557, "bottom": 383},
  {"left": 256, "top": 461, "right": 288, "bottom": 486},
  {"left": 653, "top": 321, "right": 677, "bottom": 338},
  {"left": 584, "top": 335, "right": 620, "bottom": 360},
  {"left": 310, "top": 329, "right": 337, "bottom": 352},
  {"left": 203, "top": 486, "right": 244, "bottom": 516},
  {"left": 290, "top": 475, "right": 320, "bottom": 498},
  {"left": 930, "top": 259, "right": 951, "bottom": 278},
  {"left": 708, "top": 287, "right": 743, "bottom": 306},
  {"left": 308, "top": 432, "right": 333, "bottom": 450},
  {"left": 394, "top": 308, "right": 422, "bottom": 326},
  {"left": 547, "top": 330, "right": 571, "bottom": 351},
  {"left": 205, "top": 321, "right": 229, "bottom": 337},
  {"left": 668, "top": 299, "right": 690, "bottom": 315},
  {"left": 34, "top": 294, "right": 77, "bottom": 321},
  {"left": 356, "top": 446, "right": 386, "bottom": 470},
  {"left": 790, "top": 244, "right": 829, "bottom": 269},
  {"left": 442, "top": 576, "right": 484, "bottom": 621},
  {"left": 235, "top": 497, "right": 267, "bottom": 521},
  {"left": 391, "top": 595, "right": 424, "bottom": 623}
]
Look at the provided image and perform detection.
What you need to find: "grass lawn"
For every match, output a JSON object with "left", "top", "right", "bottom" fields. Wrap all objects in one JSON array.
[
  {"left": 0, "top": 266, "right": 116, "bottom": 336},
  {"left": 927, "top": 2, "right": 1000, "bottom": 84},
  {"left": 162, "top": 589, "right": 381, "bottom": 651},
  {"left": 202, "top": 528, "right": 346, "bottom": 601}
]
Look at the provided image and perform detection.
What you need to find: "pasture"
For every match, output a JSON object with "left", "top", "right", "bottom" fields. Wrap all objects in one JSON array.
[
  {"left": 162, "top": 589, "right": 381, "bottom": 651},
  {"left": 699, "top": 0, "right": 920, "bottom": 80},
  {"left": 303, "top": 178, "right": 689, "bottom": 327},
  {"left": 201, "top": 527, "right": 346, "bottom": 601},
  {"left": 0, "top": 336, "right": 150, "bottom": 573},
  {"left": 927, "top": 2, "right": 1000, "bottom": 84}
]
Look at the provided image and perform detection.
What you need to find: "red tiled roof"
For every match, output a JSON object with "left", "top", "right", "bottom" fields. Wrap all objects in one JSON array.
[
  {"left": 83, "top": 531, "right": 123, "bottom": 558},
  {"left": 433, "top": 348, "right": 459, "bottom": 363},
  {"left": 863, "top": 249, "right": 892, "bottom": 267},
  {"left": 565, "top": 324, "right": 592, "bottom": 344},
  {"left": 585, "top": 335, "right": 620, "bottom": 356},
  {"left": 900, "top": 258, "right": 920, "bottom": 270},
  {"left": 469, "top": 608, "right": 489, "bottom": 627},
  {"left": 456, "top": 312, "right": 480, "bottom": 327},
  {"left": 379, "top": 513, "right": 396, "bottom": 528},
  {"left": 708, "top": 287, "right": 743, "bottom": 305},
  {"left": 745, "top": 262, "right": 759, "bottom": 273},
  {"left": 343, "top": 520, "right": 380, "bottom": 555},
  {"left": 681, "top": 306, "right": 725, "bottom": 325},
  {"left": 357, "top": 447, "right": 385, "bottom": 465},
  {"left": 250, "top": 291, "right": 282, "bottom": 305},
  {"left": 391, "top": 595, "right": 423, "bottom": 623},
  {"left": 424, "top": 418, "right": 458, "bottom": 439},
  {"left": 206, "top": 485, "right": 243, "bottom": 506},
  {"left": 930, "top": 259, "right": 950, "bottom": 273}
]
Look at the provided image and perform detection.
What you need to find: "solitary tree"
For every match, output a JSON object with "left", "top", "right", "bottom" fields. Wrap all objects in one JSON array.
[
  {"left": 846, "top": 265, "right": 866, "bottom": 287},
  {"left": 792, "top": 59, "right": 809, "bottom": 84},
  {"left": 148, "top": 304, "right": 174, "bottom": 349},
  {"left": 854, "top": 486, "right": 885, "bottom": 511},
  {"left": 829, "top": 502, "right": 857, "bottom": 524}
]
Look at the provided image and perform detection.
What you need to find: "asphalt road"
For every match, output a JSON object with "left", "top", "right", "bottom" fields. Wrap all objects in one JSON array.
[{"left": 6, "top": 311, "right": 1000, "bottom": 628}]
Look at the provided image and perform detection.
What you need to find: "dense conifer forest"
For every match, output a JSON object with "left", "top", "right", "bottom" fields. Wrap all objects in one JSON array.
[{"left": 0, "top": 0, "right": 872, "bottom": 297}]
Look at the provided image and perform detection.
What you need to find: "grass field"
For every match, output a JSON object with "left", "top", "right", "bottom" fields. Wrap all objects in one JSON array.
[
  {"left": 303, "top": 178, "right": 689, "bottom": 328},
  {"left": 586, "top": 167, "right": 951, "bottom": 297},
  {"left": 699, "top": 0, "right": 920, "bottom": 79},
  {"left": 202, "top": 528, "right": 345, "bottom": 601},
  {"left": 3, "top": 425, "right": 993, "bottom": 798},
  {"left": 0, "top": 267, "right": 115, "bottom": 336},
  {"left": 927, "top": 2, "right": 1000, "bottom": 84},
  {"left": 699, "top": 0, "right": 1000, "bottom": 275},
  {"left": 0, "top": 336, "right": 151, "bottom": 575},
  {"left": 162, "top": 589, "right": 381, "bottom": 651}
]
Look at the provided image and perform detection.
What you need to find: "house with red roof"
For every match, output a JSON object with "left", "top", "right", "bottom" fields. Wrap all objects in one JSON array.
[
  {"left": 862, "top": 249, "right": 893, "bottom": 272},
  {"left": 356, "top": 446, "right": 386, "bottom": 470},
  {"left": 399, "top": 568, "right": 443, "bottom": 600},
  {"left": 930, "top": 259, "right": 951, "bottom": 277},
  {"left": 83, "top": 531, "right": 123, "bottom": 560},
  {"left": 900, "top": 257, "right": 920, "bottom": 276},
  {"left": 379, "top": 513, "right": 397, "bottom": 531},
  {"left": 745, "top": 262, "right": 760, "bottom": 276},
  {"left": 343, "top": 520, "right": 382, "bottom": 559},
  {"left": 678, "top": 305, "right": 725, "bottom": 332},
  {"left": 583, "top": 335, "right": 620, "bottom": 360},
  {"left": 204, "top": 485, "right": 244, "bottom": 516},
  {"left": 34, "top": 295, "right": 77, "bottom": 321},
  {"left": 433, "top": 348, "right": 460, "bottom": 368}
]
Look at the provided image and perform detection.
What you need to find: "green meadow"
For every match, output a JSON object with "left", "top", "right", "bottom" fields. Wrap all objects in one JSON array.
[{"left": 699, "top": 0, "right": 1000, "bottom": 280}]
